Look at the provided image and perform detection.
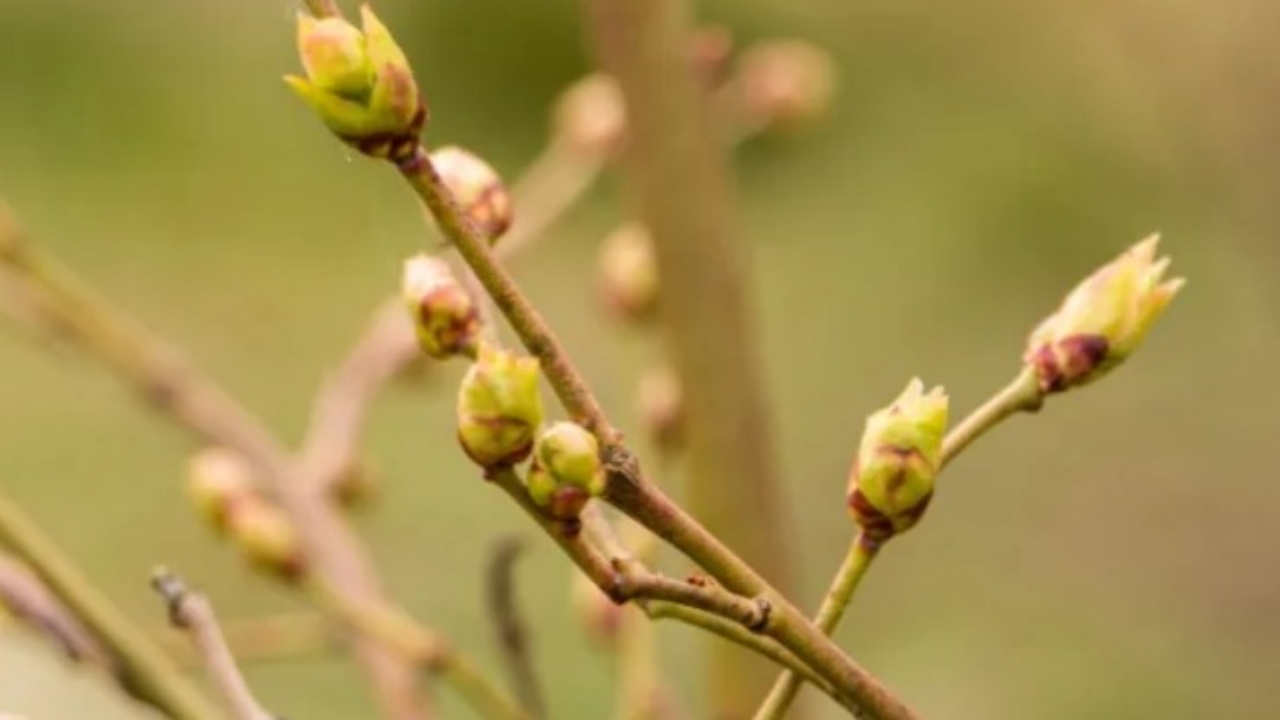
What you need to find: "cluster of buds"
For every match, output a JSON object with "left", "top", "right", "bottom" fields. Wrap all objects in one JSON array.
[
  {"left": 737, "top": 40, "right": 836, "bottom": 132},
  {"left": 636, "top": 365, "right": 683, "bottom": 453},
  {"left": 554, "top": 74, "right": 626, "bottom": 159},
  {"left": 847, "top": 379, "right": 949, "bottom": 544},
  {"left": 429, "top": 146, "right": 514, "bottom": 244},
  {"left": 1025, "top": 235, "right": 1184, "bottom": 394},
  {"left": 286, "top": 6, "right": 426, "bottom": 161},
  {"left": 186, "top": 448, "right": 306, "bottom": 581},
  {"left": 456, "top": 344, "right": 545, "bottom": 468},
  {"left": 401, "top": 253, "right": 481, "bottom": 359},
  {"left": 525, "top": 422, "right": 607, "bottom": 524},
  {"left": 596, "top": 223, "right": 659, "bottom": 324}
]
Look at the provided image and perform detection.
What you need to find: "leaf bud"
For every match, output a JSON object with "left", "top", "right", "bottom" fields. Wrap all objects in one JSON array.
[
  {"left": 429, "top": 146, "right": 514, "bottom": 244},
  {"left": 525, "top": 422, "right": 606, "bottom": 521},
  {"left": 456, "top": 343, "right": 545, "bottom": 469},
  {"left": 596, "top": 223, "right": 659, "bottom": 324},
  {"left": 1025, "top": 235, "right": 1184, "bottom": 393},
  {"left": 401, "top": 253, "right": 481, "bottom": 359},
  {"left": 847, "top": 379, "right": 948, "bottom": 542}
]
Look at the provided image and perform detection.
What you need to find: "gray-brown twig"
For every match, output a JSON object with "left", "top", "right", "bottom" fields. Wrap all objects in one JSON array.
[
  {"left": 0, "top": 484, "right": 219, "bottom": 720},
  {"left": 151, "top": 569, "right": 276, "bottom": 720},
  {"left": 485, "top": 537, "right": 546, "bottom": 720}
]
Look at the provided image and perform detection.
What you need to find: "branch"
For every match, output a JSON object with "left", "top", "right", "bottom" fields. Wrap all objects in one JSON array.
[
  {"left": 752, "top": 535, "right": 880, "bottom": 719},
  {"left": 755, "top": 369, "right": 1045, "bottom": 717},
  {"left": 940, "top": 368, "right": 1042, "bottom": 468},
  {"left": 642, "top": 601, "right": 856, "bottom": 715},
  {"left": 0, "top": 485, "right": 220, "bottom": 720},
  {"left": 485, "top": 537, "right": 546, "bottom": 719},
  {"left": 0, "top": 207, "right": 430, "bottom": 720},
  {"left": 152, "top": 569, "right": 276, "bottom": 720},
  {"left": 299, "top": 300, "right": 419, "bottom": 500},
  {"left": 0, "top": 551, "right": 111, "bottom": 670},
  {"left": 158, "top": 612, "right": 336, "bottom": 667},
  {"left": 305, "top": 582, "right": 534, "bottom": 720},
  {"left": 576, "top": 0, "right": 795, "bottom": 711},
  {"left": 394, "top": 141, "right": 916, "bottom": 718}
]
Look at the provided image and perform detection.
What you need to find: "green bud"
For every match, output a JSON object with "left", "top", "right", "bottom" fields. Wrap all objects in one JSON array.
[
  {"left": 456, "top": 343, "right": 545, "bottom": 468},
  {"left": 187, "top": 447, "right": 255, "bottom": 532},
  {"left": 429, "top": 146, "right": 513, "bottom": 244},
  {"left": 526, "top": 422, "right": 606, "bottom": 520},
  {"left": 738, "top": 40, "right": 836, "bottom": 132},
  {"left": 597, "top": 223, "right": 659, "bottom": 324},
  {"left": 1025, "top": 234, "right": 1184, "bottom": 393},
  {"left": 286, "top": 5, "right": 426, "bottom": 161},
  {"left": 401, "top": 253, "right": 481, "bottom": 359},
  {"left": 228, "top": 497, "right": 306, "bottom": 582},
  {"left": 847, "top": 378, "right": 948, "bottom": 542}
]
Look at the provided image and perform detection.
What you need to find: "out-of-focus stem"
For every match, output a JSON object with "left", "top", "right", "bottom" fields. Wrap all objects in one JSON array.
[
  {"left": 0, "top": 207, "right": 431, "bottom": 720},
  {"left": 0, "top": 488, "right": 220, "bottom": 720},
  {"left": 577, "top": 0, "right": 794, "bottom": 713}
]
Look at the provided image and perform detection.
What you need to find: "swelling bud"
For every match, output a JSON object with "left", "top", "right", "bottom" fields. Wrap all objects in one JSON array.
[
  {"left": 286, "top": 5, "right": 426, "bottom": 160},
  {"left": 401, "top": 253, "right": 481, "bottom": 359},
  {"left": 1026, "top": 235, "right": 1184, "bottom": 393},
  {"left": 526, "top": 422, "right": 606, "bottom": 521},
  {"left": 187, "top": 447, "right": 255, "bottom": 532},
  {"left": 429, "top": 146, "right": 514, "bottom": 244},
  {"left": 847, "top": 379, "right": 948, "bottom": 543},
  {"left": 457, "top": 343, "right": 545, "bottom": 468}
]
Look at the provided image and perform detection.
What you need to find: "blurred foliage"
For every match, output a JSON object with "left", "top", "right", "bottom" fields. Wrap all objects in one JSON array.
[{"left": 1, "top": 0, "right": 1278, "bottom": 718}]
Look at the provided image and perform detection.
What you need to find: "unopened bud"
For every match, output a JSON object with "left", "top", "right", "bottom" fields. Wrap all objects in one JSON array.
[
  {"left": 738, "top": 40, "right": 836, "bottom": 132},
  {"left": 526, "top": 422, "right": 606, "bottom": 520},
  {"left": 636, "top": 366, "right": 683, "bottom": 453},
  {"left": 457, "top": 343, "right": 545, "bottom": 468},
  {"left": 429, "top": 146, "right": 513, "bottom": 243},
  {"left": 597, "top": 223, "right": 659, "bottom": 323},
  {"left": 553, "top": 74, "right": 626, "bottom": 158},
  {"left": 401, "top": 253, "right": 481, "bottom": 359},
  {"left": 228, "top": 498, "right": 306, "bottom": 582},
  {"left": 187, "top": 447, "right": 256, "bottom": 532},
  {"left": 286, "top": 6, "right": 426, "bottom": 160},
  {"left": 571, "top": 571, "right": 623, "bottom": 648},
  {"left": 847, "top": 379, "right": 948, "bottom": 542},
  {"left": 1026, "top": 235, "right": 1184, "bottom": 393}
]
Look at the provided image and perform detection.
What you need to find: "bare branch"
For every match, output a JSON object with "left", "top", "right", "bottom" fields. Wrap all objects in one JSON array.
[
  {"left": 152, "top": 569, "right": 276, "bottom": 720},
  {"left": 0, "top": 482, "right": 220, "bottom": 720},
  {"left": 484, "top": 537, "right": 546, "bottom": 719},
  {"left": 0, "top": 551, "right": 111, "bottom": 670}
]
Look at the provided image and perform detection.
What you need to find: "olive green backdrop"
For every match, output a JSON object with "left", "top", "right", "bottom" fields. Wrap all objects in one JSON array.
[{"left": 1, "top": 1, "right": 1277, "bottom": 718}]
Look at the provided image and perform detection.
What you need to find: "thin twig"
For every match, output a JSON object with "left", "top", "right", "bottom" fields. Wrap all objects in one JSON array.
[
  {"left": 0, "top": 485, "right": 220, "bottom": 720},
  {"left": 485, "top": 537, "right": 547, "bottom": 719},
  {"left": 299, "top": 300, "right": 420, "bottom": 499},
  {"left": 940, "top": 368, "right": 1042, "bottom": 468},
  {"left": 642, "top": 601, "right": 856, "bottom": 715},
  {"left": 151, "top": 569, "right": 276, "bottom": 720},
  {"left": 0, "top": 551, "right": 111, "bottom": 670},
  {"left": 0, "top": 207, "right": 430, "bottom": 720},
  {"left": 752, "top": 535, "right": 880, "bottom": 720},
  {"left": 305, "top": 581, "right": 534, "bottom": 720}
]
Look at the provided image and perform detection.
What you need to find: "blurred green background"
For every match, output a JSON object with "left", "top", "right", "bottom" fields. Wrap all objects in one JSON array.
[{"left": 2, "top": 0, "right": 1278, "bottom": 718}]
